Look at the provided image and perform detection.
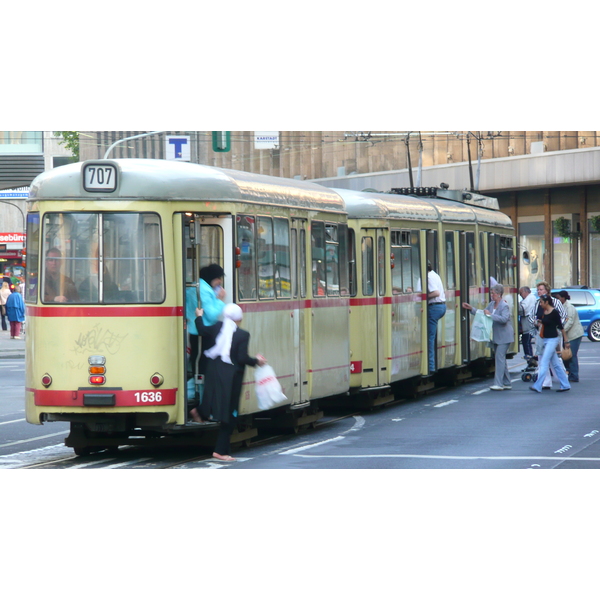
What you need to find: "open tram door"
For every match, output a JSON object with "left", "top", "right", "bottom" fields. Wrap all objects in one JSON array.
[
  {"left": 182, "top": 213, "right": 233, "bottom": 419},
  {"left": 425, "top": 230, "right": 440, "bottom": 374}
]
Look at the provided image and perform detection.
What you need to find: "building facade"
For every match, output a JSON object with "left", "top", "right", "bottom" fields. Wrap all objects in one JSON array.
[{"left": 74, "top": 131, "right": 600, "bottom": 289}]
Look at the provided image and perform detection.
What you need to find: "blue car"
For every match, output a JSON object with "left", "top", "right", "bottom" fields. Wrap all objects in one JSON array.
[{"left": 551, "top": 287, "right": 600, "bottom": 342}]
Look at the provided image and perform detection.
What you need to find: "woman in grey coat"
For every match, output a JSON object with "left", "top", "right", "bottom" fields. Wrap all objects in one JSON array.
[{"left": 462, "top": 283, "right": 515, "bottom": 391}]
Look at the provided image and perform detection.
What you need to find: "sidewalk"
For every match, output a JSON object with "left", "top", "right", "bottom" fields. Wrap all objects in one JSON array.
[{"left": 0, "top": 328, "right": 25, "bottom": 359}]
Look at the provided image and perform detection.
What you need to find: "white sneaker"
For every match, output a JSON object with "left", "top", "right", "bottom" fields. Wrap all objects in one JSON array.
[
  {"left": 489, "top": 385, "right": 505, "bottom": 391},
  {"left": 503, "top": 385, "right": 512, "bottom": 390}
]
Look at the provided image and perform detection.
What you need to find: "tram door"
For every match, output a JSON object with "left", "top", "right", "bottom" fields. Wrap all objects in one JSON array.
[
  {"left": 291, "top": 219, "right": 308, "bottom": 405},
  {"left": 183, "top": 214, "right": 233, "bottom": 404},
  {"left": 425, "top": 230, "right": 440, "bottom": 373},
  {"left": 459, "top": 231, "right": 476, "bottom": 364},
  {"left": 361, "top": 228, "right": 387, "bottom": 387}
]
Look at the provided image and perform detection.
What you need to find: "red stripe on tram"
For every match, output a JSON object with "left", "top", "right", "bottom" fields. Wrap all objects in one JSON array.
[{"left": 27, "top": 306, "right": 183, "bottom": 318}]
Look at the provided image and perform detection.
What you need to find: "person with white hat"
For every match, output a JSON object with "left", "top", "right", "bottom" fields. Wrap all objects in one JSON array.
[{"left": 195, "top": 303, "right": 267, "bottom": 461}]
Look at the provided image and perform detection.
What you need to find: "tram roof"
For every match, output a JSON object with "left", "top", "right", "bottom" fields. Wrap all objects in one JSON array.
[
  {"left": 29, "top": 159, "right": 346, "bottom": 213},
  {"left": 333, "top": 188, "right": 513, "bottom": 229}
]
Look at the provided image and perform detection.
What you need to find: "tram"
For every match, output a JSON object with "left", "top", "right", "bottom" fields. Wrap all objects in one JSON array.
[{"left": 23, "top": 159, "right": 516, "bottom": 454}]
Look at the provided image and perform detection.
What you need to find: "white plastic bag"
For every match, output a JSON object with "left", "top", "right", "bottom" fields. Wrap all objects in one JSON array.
[
  {"left": 254, "top": 364, "right": 287, "bottom": 410},
  {"left": 470, "top": 309, "right": 493, "bottom": 342}
]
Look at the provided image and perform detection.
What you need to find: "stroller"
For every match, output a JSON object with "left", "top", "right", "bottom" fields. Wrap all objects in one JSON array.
[{"left": 521, "top": 354, "right": 538, "bottom": 383}]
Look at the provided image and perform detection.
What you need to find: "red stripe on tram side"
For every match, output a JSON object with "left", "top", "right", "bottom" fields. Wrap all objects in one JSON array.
[
  {"left": 30, "top": 388, "right": 178, "bottom": 407},
  {"left": 27, "top": 306, "right": 184, "bottom": 318},
  {"left": 239, "top": 297, "right": 349, "bottom": 313}
]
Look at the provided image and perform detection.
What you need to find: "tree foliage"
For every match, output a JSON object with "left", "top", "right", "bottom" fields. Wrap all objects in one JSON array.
[{"left": 53, "top": 131, "right": 80, "bottom": 161}]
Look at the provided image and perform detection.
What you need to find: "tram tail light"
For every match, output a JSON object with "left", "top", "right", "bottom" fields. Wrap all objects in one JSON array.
[
  {"left": 150, "top": 373, "right": 164, "bottom": 387},
  {"left": 41, "top": 374, "right": 52, "bottom": 387},
  {"left": 89, "top": 375, "right": 106, "bottom": 385}
]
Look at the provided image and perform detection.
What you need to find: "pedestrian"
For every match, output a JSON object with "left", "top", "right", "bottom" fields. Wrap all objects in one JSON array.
[
  {"left": 427, "top": 261, "right": 446, "bottom": 372},
  {"left": 463, "top": 283, "right": 514, "bottom": 391},
  {"left": 0, "top": 280, "right": 10, "bottom": 331},
  {"left": 528, "top": 281, "right": 566, "bottom": 389},
  {"left": 554, "top": 290, "right": 584, "bottom": 382},
  {"left": 194, "top": 303, "right": 267, "bottom": 461},
  {"left": 5, "top": 286, "right": 25, "bottom": 339},
  {"left": 529, "top": 294, "right": 571, "bottom": 393},
  {"left": 518, "top": 286, "right": 536, "bottom": 359},
  {"left": 186, "top": 263, "right": 226, "bottom": 423}
]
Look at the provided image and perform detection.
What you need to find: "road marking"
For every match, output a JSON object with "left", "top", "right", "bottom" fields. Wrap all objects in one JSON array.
[
  {"left": 0, "top": 418, "right": 26, "bottom": 426},
  {"left": 68, "top": 457, "right": 116, "bottom": 469},
  {"left": 435, "top": 400, "right": 458, "bottom": 408},
  {"left": 103, "top": 458, "right": 154, "bottom": 469},
  {"left": 348, "top": 416, "right": 365, "bottom": 431},
  {"left": 286, "top": 453, "right": 600, "bottom": 462},
  {"left": 279, "top": 436, "right": 346, "bottom": 455},
  {"left": 0, "top": 430, "right": 69, "bottom": 448}
]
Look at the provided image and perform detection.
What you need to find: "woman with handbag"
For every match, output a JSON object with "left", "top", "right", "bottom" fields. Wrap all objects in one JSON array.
[
  {"left": 194, "top": 303, "right": 267, "bottom": 462},
  {"left": 529, "top": 294, "right": 571, "bottom": 393},
  {"left": 462, "top": 283, "right": 514, "bottom": 391},
  {"left": 554, "top": 290, "right": 584, "bottom": 382}
]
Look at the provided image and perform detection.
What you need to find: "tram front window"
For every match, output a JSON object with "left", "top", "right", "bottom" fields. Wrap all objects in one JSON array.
[{"left": 42, "top": 212, "right": 165, "bottom": 304}]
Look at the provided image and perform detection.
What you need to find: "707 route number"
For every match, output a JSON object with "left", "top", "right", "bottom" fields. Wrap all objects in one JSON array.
[{"left": 134, "top": 391, "right": 163, "bottom": 403}]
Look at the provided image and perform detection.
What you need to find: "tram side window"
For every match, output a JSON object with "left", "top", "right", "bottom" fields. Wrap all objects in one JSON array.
[
  {"left": 498, "top": 235, "right": 515, "bottom": 287},
  {"left": 338, "top": 224, "right": 351, "bottom": 297},
  {"left": 445, "top": 231, "right": 456, "bottom": 289},
  {"left": 42, "top": 212, "right": 165, "bottom": 304},
  {"left": 258, "top": 217, "right": 275, "bottom": 299},
  {"left": 345, "top": 227, "right": 356, "bottom": 296},
  {"left": 377, "top": 235, "right": 386, "bottom": 296},
  {"left": 312, "top": 221, "right": 326, "bottom": 296},
  {"left": 410, "top": 231, "right": 421, "bottom": 292},
  {"left": 325, "top": 224, "right": 340, "bottom": 296},
  {"left": 468, "top": 237, "right": 477, "bottom": 287},
  {"left": 391, "top": 230, "right": 415, "bottom": 294},
  {"left": 274, "top": 218, "right": 291, "bottom": 299},
  {"left": 236, "top": 215, "right": 256, "bottom": 300},
  {"left": 25, "top": 212, "right": 40, "bottom": 303},
  {"left": 362, "top": 237, "right": 374, "bottom": 296}
]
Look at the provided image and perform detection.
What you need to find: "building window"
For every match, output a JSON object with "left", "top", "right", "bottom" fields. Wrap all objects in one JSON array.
[{"left": 0, "top": 131, "right": 43, "bottom": 153}]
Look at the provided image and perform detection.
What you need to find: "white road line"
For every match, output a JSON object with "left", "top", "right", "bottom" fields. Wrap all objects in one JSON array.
[
  {"left": 434, "top": 400, "right": 458, "bottom": 408},
  {"left": 279, "top": 436, "right": 346, "bottom": 455},
  {"left": 0, "top": 418, "right": 26, "bottom": 426},
  {"left": 0, "top": 430, "right": 69, "bottom": 448},
  {"left": 288, "top": 453, "right": 600, "bottom": 462},
  {"left": 69, "top": 457, "right": 118, "bottom": 469},
  {"left": 349, "top": 416, "right": 365, "bottom": 431},
  {"left": 103, "top": 458, "right": 154, "bottom": 469}
]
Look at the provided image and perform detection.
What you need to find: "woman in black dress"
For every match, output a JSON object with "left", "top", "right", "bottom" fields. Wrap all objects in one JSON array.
[{"left": 195, "top": 303, "right": 266, "bottom": 461}]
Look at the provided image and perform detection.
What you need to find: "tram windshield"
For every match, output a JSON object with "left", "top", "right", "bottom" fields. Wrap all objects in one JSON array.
[{"left": 39, "top": 212, "right": 165, "bottom": 304}]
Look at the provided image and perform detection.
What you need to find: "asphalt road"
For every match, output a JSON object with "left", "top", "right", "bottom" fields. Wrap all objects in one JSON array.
[{"left": 2, "top": 340, "right": 600, "bottom": 469}]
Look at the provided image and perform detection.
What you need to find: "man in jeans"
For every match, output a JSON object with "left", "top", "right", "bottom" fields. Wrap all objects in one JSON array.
[{"left": 427, "top": 261, "right": 446, "bottom": 372}]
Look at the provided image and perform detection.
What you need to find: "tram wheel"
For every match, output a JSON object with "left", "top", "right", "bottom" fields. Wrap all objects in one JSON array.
[{"left": 74, "top": 446, "right": 91, "bottom": 457}]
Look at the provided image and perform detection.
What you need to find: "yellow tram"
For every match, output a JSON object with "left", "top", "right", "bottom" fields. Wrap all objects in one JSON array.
[{"left": 23, "top": 160, "right": 516, "bottom": 454}]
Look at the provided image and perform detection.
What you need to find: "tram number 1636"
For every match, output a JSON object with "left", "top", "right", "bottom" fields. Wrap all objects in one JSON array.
[
  {"left": 134, "top": 391, "right": 163, "bottom": 403},
  {"left": 83, "top": 164, "right": 118, "bottom": 192}
]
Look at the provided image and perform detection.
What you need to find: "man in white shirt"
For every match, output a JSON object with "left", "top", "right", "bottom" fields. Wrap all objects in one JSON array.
[{"left": 427, "top": 261, "right": 446, "bottom": 372}]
